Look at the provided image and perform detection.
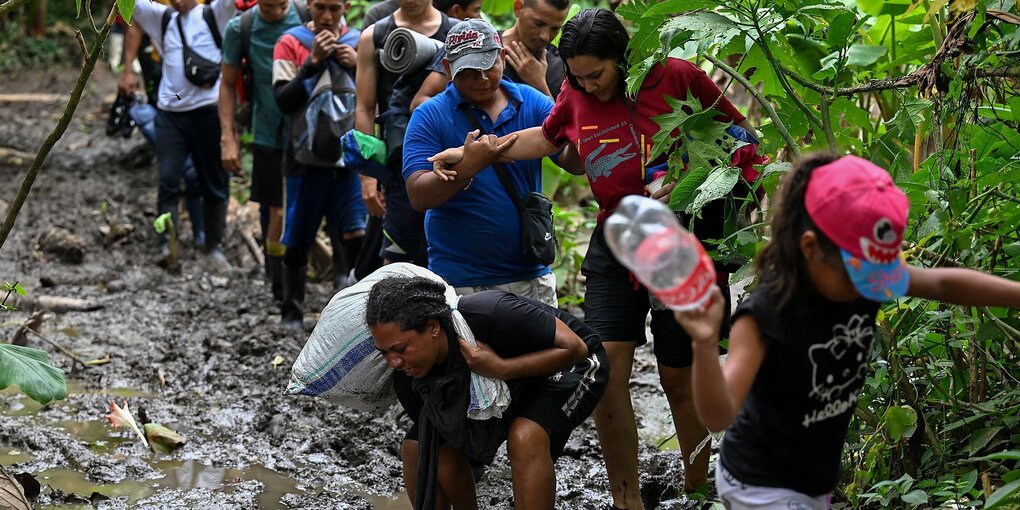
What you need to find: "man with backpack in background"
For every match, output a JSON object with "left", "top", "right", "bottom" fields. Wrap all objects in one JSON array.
[
  {"left": 272, "top": 0, "right": 366, "bottom": 330},
  {"left": 119, "top": 0, "right": 237, "bottom": 267},
  {"left": 410, "top": 0, "right": 570, "bottom": 110},
  {"left": 354, "top": 0, "right": 457, "bottom": 272},
  {"left": 219, "top": 0, "right": 310, "bottom": 306}
]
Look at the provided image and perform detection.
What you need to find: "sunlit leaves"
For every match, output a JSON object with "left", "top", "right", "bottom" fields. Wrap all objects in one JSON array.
[{"left": 117, "top": 0, "right": 135, "bottom": 23}]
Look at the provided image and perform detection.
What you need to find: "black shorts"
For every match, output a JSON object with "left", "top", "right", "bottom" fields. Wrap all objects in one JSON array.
[
  {"left": 381, "top": 173, "right": 427, "bottom": 264},
  {"left": 395, "top": 346, "right": 608, "bottom": 461},
  {"left": 581, "top": 223, "right": 730, "bottom": 368},
  {"left": 251, "top": 144, "right": 284, "bottom": 207}
]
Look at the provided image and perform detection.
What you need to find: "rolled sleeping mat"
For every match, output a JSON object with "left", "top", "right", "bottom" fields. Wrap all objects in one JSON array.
[{"left": 380, "top": 27, "right": 443, "bottom": 75}]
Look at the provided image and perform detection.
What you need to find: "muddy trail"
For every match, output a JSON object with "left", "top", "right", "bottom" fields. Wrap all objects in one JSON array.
[{"left": 0, "top": 66, "right": 695, "bottom": 509}]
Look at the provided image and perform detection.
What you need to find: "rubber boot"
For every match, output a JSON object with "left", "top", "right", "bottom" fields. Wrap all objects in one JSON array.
[
  {"left": 280, "top": 263, "right": 306, "bottom": 330},
  {"left": 329, "top": 232, "right": 353, "bottom": 291},
  {"left": 185, "top": 194, "right": 205, "bottom": 248},
  {"left": 266, "top": 254, "right": 284, "bottom": 303},
  {"left": 202, "top": 200, "right": 229, "bottom": 266}
]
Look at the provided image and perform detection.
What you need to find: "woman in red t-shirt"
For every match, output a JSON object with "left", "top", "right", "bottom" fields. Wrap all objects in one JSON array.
[{"left": 428, "top": 9, "right": 754, "bottom": 508}]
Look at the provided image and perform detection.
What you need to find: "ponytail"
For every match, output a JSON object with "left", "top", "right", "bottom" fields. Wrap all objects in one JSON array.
[{"left": 755, "top": 152, "right": 842, "bottom": 310}]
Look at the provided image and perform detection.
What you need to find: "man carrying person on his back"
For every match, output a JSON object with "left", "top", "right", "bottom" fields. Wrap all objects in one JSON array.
[
  {"left": 354, "top": 0, "right": 458, "bottom": 269},
  {"left": 273, "top": 0, "right": 367, "bottom": 330},
  {"left": 119, "top": 0, "right": 237, "bottom": 266},
  {"left": 402, "top": 19, "right": 558, "bottom": 306},
  {"left": 219, "top": 0, "right": 310, "bottom": 305},
  {"left": 410, "top": 0, "right": 569, "bottom": 110}
]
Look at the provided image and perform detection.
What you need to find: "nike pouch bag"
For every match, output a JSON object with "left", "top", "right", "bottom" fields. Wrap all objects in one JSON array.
[{"left": 176, "top": 15, "right": 221, "bottom": 88}]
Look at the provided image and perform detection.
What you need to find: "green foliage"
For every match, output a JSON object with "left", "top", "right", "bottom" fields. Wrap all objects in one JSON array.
[
  {"left": 614, "top": 0, "right": 1020, "bottom": 507},
  {"left": 152, "top": 212, "right": 173, "bottom": 235},
  {"left": 1, "top": 281, "right": 26, "bottom": 311},
  {"left": 0, "top": 344, "right": 68, "bottom": 405}
]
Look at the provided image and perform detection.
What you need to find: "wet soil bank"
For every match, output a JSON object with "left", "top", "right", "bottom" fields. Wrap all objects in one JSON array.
[{"left": 0, "top": 66, "right": 696, "bottom": 509}]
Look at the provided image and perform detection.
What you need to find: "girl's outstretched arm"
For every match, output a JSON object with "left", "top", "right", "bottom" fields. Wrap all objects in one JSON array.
[
  {"left": 675, "top": 287, "right": 767, "bottom": 432},
  {"left": 906, "top": 266, "right": 1020, "bottom": 308}
]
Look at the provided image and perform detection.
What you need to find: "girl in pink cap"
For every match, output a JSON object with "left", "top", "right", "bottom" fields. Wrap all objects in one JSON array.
[{"left": 674, "top": 152, "right": 1020, "bottom": 509}]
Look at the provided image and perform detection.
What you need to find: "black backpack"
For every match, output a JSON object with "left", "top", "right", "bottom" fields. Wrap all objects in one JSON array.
[
  {"left": 235, "top": 1, "right": 311, "bottom": 128},
  {"left": 286, "top": 26, "right": 360, "bottom": 167}
]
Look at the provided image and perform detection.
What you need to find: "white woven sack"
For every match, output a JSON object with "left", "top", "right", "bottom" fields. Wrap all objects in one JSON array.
[{"left": 287, "top": 263, "right": 510, "bottom": 419}]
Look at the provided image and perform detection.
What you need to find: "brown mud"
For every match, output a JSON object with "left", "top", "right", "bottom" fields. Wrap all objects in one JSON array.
[{"left": 0, "top": 66, "right": 700, "bottom": 509}]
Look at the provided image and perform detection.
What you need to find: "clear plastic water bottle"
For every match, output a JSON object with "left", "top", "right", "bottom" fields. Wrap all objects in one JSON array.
[{"left": 605, "top": 195, "right": 717, "bottom": 311}]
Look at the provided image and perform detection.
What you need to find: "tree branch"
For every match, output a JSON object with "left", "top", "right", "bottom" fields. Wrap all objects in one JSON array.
[
  {"left": 775, "top": 58, "right": 1020, "bottom": 97},
  {"left": 704, "top": 53, "right": 801, "bottom": 158},
  {"left": 0, "top": 0, "right": 31, "bottom": 18},
  {"left": 0, "top": 5, "right": 119, "bottom": 253}
]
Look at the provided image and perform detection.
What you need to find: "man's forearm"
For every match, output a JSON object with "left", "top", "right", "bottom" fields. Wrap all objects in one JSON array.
[
  {"left": 122, "top": 23, "right": 143, "bottom": 73},
  {"left": 406, "top": 170, "right": 474, "bottom": 212}
]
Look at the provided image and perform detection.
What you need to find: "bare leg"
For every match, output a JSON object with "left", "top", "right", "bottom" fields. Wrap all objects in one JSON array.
[
  {"left": 401, "top": 439, "right": 478, "bottom": 510},
  {"left": 592, "top": 341, "right": 643, "bottom": 509},
  {"left": 268, "top": 206, "right": 285, "bottom": 245},
  {"left": 507, "top": 417, "right": 555, "bottom": 510},
  {"left": 658, "top": 365, "right": 709, "bottom": 490}
]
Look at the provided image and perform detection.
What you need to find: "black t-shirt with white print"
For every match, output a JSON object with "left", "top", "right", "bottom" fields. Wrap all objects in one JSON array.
[
  {"left": 458, "top": 290, "right": 600, "bottom": 359},
  {"left": 720, "top": 286, "right": 881, "bottom": 496}
]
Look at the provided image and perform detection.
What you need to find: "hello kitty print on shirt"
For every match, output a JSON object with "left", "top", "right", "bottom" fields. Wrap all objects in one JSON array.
[{"left": 802, "top": 314, "right": 875, "bottom": 428}]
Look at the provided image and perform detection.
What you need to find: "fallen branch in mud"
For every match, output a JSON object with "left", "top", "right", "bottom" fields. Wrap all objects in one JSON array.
[
  {"left": 242, "top": 228, "right": 265, "bottom": 267},
  {"left": 11, "top": 295, "right": 105, "bottom": 313},
  {"left": 26, "top": 329, "right": 93, "bottom": 368},
  {"left": 11, "top": 312, "right": 101, "bottom": 368},
  {"left": 0, "top": 4, "right": 119, "bottom": 253}
]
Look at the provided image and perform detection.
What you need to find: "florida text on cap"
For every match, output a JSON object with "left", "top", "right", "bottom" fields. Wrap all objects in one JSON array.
[
  {"left": 445, "top": 19, "right": 503, "bottom": 80},
  {"left": 805, "top": 155, "right": 911, "bottom": 302}
]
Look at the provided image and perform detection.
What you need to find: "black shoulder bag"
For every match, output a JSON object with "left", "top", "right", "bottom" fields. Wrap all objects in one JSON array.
[
  {"left": 175, "top": 5, "right": 222, "bottom": 88},
  {"left": 460, "top": 106, "right": 557, "bottom": 266}
]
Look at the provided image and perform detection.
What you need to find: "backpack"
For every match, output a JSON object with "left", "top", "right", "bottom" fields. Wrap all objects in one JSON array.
[
  {"left": 161, "top": 5, "right": 222, "bottom": 51},
  {"left": 235, "top": 1, "right": 311, "bottom": 128},
  {"left": 287, "top": 26, "right": 360, "bottom": 168},
  {"left": 371, "top": 13, "right": 456, "bottom": 174}
]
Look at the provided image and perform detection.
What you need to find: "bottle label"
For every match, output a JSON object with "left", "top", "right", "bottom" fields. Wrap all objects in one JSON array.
[{"left": 652, "top": 252, "right": 716, "bottom": 311}]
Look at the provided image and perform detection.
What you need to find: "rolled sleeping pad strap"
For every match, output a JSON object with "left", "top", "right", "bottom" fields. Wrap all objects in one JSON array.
[{"left": 380, "top": 27, "right": 443, "bottom": 75}]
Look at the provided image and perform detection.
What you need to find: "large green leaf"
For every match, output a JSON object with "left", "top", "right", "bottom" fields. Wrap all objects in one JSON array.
[
  {"left": 846, "top": 43, "right": 887, "bottom": 66},
  {"left": 648, "top": 94, "right": 724, "bottom": 163},
  {"left": 643, "top": 0, "right": 722, "bottom": 17},
  {"left": 117, "top": 0, "right": 135, "bottom": 23},
  {"left": 884, "top": 405, "right": 917, "bottom": 441},
  {"left": 0, "top": 344, "right": 67, "bottom": 405},
  {"left": 985, "top": 478, "right": 1020, "bottom": 509},
  {"left": 689, "top": 165, "right": 740, "bottom": 216},
  {"left": 826, "top": 11, "right": 858, "bottom": 48},
  {"left": 670, "top": 166, "right": 711, "bottom": 212}
]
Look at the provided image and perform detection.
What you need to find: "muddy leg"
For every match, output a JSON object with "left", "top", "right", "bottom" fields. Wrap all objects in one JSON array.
[
  {"left": 593, "top": 341, "right": 643, "bottom": 509},
  {"left": 658, "top": 365, "right": 709, "bottom": 490},
  {"left": 507, "top": 417, "right": 554, "bottom": 510},
  {"left": 401, "top": 440, "right": 476, "bottom": 509}
]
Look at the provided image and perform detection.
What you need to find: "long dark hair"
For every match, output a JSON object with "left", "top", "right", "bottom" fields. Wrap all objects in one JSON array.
[
  {"left": 557, "top": 8, "right": 629, "bottom": 94},
  {"left": 365, "top": 276, "right": 457, "bottom": 337},
  {"left": 755, "top": 152, "right": 842, "bottom": 310}
]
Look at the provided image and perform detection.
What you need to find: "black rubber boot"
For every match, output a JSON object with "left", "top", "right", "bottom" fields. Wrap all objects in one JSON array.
[
  {"left": 266, "top": 254, "right": 284, "bottom": 303},
  {"left": 280, "top": 263, "right": 306, "bottom": 330},
  {"left": 329, "top": 232, "right": 355, "bottom": 291},
  {"left": 202, "top": 200, "right": 229, "bottom": 266}
]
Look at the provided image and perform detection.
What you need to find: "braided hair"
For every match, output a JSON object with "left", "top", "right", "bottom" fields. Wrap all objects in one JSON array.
[
  {"left": 365, "top": 276, "right": 457, "bottom": 336},
  {"left": 755, "top": 152, "right": 842, "bottom": 310}
]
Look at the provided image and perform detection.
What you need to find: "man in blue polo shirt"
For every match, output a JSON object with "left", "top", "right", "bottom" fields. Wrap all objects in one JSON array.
[{"left": 402, "top": 18, "right": 556, "bottom": 305}]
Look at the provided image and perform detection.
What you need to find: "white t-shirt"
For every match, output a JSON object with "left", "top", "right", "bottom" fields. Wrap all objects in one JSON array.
[{"left": 132, "top": 0, "right": 236, "bottom": 111}]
